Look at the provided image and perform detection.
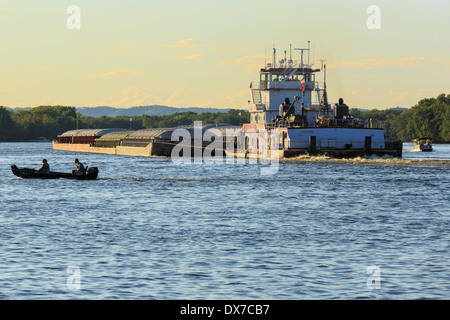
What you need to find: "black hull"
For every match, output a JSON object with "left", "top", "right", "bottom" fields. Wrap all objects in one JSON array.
[{"left": 11, "top": 165, "right": 98, "bottom": 180}]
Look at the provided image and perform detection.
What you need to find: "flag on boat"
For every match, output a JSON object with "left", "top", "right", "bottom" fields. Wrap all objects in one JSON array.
[{"left": 299, "top": 79, "right": 305, "bottom": 90}]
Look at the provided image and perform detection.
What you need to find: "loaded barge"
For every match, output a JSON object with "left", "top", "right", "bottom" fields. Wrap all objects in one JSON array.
[{"left": 53, "top": 43, "right": 402, "bottom": 159}]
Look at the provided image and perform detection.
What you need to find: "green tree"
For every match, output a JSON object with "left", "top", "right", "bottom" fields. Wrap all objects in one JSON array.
[
  {"left": 2, "top": 98, "right": 447, "bottom": 142},
  {"left": 0, "top": 106, "right": 14, "bottom": 141}
]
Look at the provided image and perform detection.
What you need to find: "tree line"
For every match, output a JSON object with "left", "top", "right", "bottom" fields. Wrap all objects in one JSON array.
[
  {"left": 0, "top": 107, "right": 250, "bottom": 142},
  {"left": 1, "top": 93, "right": 449, "bottom": 142},
  {"left": 349, "top": 93, "right": 450, "bottom": 142}
]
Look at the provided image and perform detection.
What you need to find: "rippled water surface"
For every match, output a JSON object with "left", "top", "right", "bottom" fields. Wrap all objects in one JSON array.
[{"left": 0, "top": 142, "right": 449, "bottom": 299}]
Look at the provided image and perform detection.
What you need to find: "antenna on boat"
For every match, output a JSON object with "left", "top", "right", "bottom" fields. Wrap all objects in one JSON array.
[
  {"left": 318, "top": 58, "right": 326, "bottom": 71},
  {"left": 316, "top": 58, "right": 329, "bottom": 117},
  {"left": 273, "top": 48, "right": 276, "bottom": 68},
  {"left": 294, "top": 45, "right": 310, "bottom": 68},
  {"left": 308, "top": 41, "right": 310, "bottom": 66},
  {"left": 288, "top": 44, "right": 294, "bottom": 67},
  {"left": 264, "top": 43, "right": 267, "bottom": 68},
  {"left": 322, "top": 64, "right": 329, "bottom": 115}
]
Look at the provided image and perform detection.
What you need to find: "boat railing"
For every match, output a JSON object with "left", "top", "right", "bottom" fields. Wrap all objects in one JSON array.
[
  {"left": 260, "top": 81, "right": 268, "bottom": 90},
  {"left": 265, "top": 120, "right": 291, "bottom": 129},
  {"left": 313, "top": 81, "right": 324, "bottom": 91},
  {"left": 250, "top": 81, "right": 260, "bottom": 89},
  {"left": 323, "top": 140, "right": 385, "bottom": 149},
  {"left": 252, "top": 79, "right": 316, "bottom": 90},
  {"left": 364, "top": 119, "right": 384, "bottom": 129}
]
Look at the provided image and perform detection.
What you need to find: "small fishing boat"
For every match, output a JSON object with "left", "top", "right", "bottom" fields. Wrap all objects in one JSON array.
[
  {"left": 412, "top": 137, "right": 433, "bottom": 152},
  {"left": 11, "top": 165, "right": 99, "bottom": 180}
]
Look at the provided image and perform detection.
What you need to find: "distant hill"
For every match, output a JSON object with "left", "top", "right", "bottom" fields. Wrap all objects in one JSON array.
[
  {"left": 76, "top": 105, "right": 231, "bottom": 117},
  {"left": 6, "top": 105, "right": 408, "bottom": 117},
  {"left": 4, "top": 105, "right": 232, "bottom": 117},
  {"left": 5, "top": 107, "right": 31, "bottom": 111}
]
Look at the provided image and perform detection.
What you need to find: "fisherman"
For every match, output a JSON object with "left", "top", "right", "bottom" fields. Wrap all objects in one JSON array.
[
  {"left": 72, "top": 158, "right": 85, "bottom": 175},
  {"left": 36, "top": 159, "right": 50, "bottom": 173}
]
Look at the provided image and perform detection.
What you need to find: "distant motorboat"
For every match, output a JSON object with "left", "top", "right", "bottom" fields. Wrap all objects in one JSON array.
[
  {"left": 30, "top": 137, "right": 51, "bottom": 142},
  {"left": 412, "top": 137, "right": 433, "bottom": 152}
]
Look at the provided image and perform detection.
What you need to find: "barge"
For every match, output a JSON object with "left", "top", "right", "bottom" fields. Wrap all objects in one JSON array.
[{"left": 53, "top": 43, "right": 402, "bottom": 159}]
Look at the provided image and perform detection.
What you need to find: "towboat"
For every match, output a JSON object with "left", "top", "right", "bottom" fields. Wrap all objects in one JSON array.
[
  {"left": 412, "top": 138, "right": 433, "bottom": 152},
  {"left": 235, "top": 42, "right": 403, "bottom": 159},
  {"left": 11, "top": 165, "right": 99, "bottom": 180}
]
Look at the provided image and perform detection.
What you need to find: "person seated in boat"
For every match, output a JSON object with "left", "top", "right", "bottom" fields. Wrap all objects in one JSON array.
[
  {"left": 36, "top": 159, "right": 50, "bottom": 173},
  {"left": 72, "top": 158, "right": 85, "bottom": 175}
]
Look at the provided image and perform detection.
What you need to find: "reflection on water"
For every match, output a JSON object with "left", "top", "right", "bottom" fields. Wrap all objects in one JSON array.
[{"left": 0, "top": 142, "right": 449, "bottom": 299}]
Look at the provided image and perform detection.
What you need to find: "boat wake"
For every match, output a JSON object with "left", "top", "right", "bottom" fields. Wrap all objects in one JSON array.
[
  {"left": 97, "top": 177, "right": 215, "bottom": 182},
  {"left": 284, "top": 154, "right": 450, "bottom": 167},
  {"left": 97, "top": 177, "right": 142, "bottom": 181}
]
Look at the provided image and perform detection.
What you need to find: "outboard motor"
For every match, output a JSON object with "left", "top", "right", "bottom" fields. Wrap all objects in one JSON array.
[{"left": 86, "top": 167, "right": 99, "bottom": 179}]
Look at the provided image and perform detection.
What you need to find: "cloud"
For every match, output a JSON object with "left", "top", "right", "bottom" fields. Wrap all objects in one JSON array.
[
  {"left": 97, "top": 41, "right": 138, "bottom": 54},
  {"left": 219, "top": 55, "right": 266, "bottom": 74},
  {"left": 428, "top": 58, "right": 450, "bottom": 69},
  {"left": 97, "top": 87, "right": 226, "bottom": 109},
  {"left": 224, "top": 44, "right": 243, "bottom": 49},
  {"left": 93, "top": 86, "right": 192, "bottom": 108},
  {"left": 161, "top": 39, "right": 201, "bottom": 49},
  {"left": 387, "top": 88, "right": 435, "bottom": 102},
  {"left": 118, "top": 41, "right": 137, "bottom": 45},
  {"left": 218, "top": 89, "right": 248, "bottom": 107},
  {"left": 166, "top": 54, "right": 209, "bottom": 60},
  {"left": 96, "top": 47, "right": 133, "bottom": 54},
  {"left": 219, "top": 55, "right": 266, "bottom": 65},
  {"left": 328, "top": 57, "right": 450, "bottom": 70},
  {"left": 1, "top": 7, "right": 17, "bottom": 11},
  {"left": 1, "top": 88, "right": 20, "bottom": 93},
  {"left": 81, "top": 70, "right": 142, "bottom": 78},
  {"left": 351, "top": 87, "right": 373, "bottom": 96}
]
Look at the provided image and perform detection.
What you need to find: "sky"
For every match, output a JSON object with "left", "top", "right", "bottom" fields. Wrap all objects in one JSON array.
[{"left": 1, "top": 0, "right": 449, "bottom": 110}]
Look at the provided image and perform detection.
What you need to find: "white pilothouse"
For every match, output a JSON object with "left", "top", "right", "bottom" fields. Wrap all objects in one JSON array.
[{"left": 241, "top": 42, "right": 402, "bottom": 158}]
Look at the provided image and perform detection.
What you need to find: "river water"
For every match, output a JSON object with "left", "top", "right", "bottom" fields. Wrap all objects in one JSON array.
[{"left": 0, "top": 142, "right": 449, "bottom": 300}]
